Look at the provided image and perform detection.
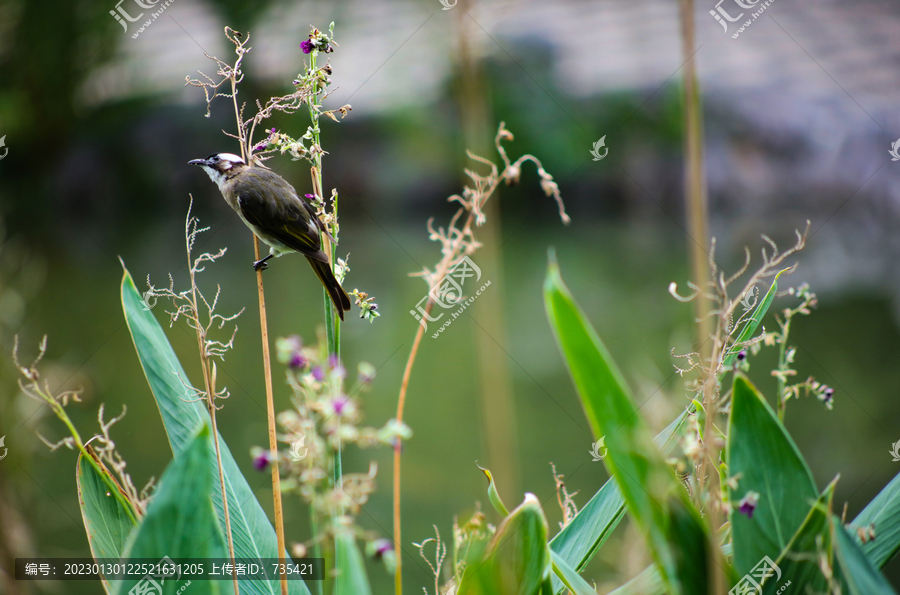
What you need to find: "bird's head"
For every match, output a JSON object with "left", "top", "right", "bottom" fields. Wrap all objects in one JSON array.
[{"left": 188, "top": 153, "right": 247, "bottom": 189}]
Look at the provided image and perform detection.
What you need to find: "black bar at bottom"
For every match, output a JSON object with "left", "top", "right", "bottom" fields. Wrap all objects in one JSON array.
[{"left": 15, "top": 558, "right": 324, "bottom": 581}]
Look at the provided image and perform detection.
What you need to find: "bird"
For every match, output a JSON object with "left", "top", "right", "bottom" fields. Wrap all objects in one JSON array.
[{"left": 189, "top": 152, "right": 351, "bottom": 320}]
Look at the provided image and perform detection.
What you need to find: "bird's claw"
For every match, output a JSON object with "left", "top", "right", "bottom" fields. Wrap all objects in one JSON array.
[{"left": 253, "top": 260, "right": 269, "bottom": 271}]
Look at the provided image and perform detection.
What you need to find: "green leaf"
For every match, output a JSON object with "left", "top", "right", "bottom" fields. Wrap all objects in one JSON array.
[
  {"left": 548, "top": 411, "right": 688, "bottom": 594},
  {"left": 607, "top": 564, "right": 665, "bottom": 595},
  {"left": 113, "top": 424, "right": 228, "bottom": 595},
  {"left": 549, "top": 472, "right": 624, "bottom": 577},
  {"left": 332, "top": 529, "right": 371, "bottom": 595},
  {"left": 609, "top": 545, "right": 738, "bottom": 595},
  {"left": 832, "top": 516, "right": 899, "bottom": 595},
  {"left": 544, "top": 255, "right": 710, "bottom": 595},
  {"left": 76, "top": 450, "right": 139, "bottom": 593},
  {"left": 666, "top": 495, "right": 712, "bottom": 593},
  {"left": 458, "top": 494, "right": 552, "bottom": 595},
  {"left": 120, "top": 265, "right": 308, "bottom": 595},
  {"left": 760, "top": 481, "right": 835, "bottom": 595},
  {"left": 477, "top": 464, "right": 510, "bottom": 516},
  {"left": 549, "top": 550, "right": 597, "bottom": 595},
  {"left": 722, "top": 268, "right": 788, "bottom": 368},
  {"left": 727, "top": 374, "right": 818, "bottom": 577},
  {"left": 852, "top": 470, "right": 900, "bottom": 568}
]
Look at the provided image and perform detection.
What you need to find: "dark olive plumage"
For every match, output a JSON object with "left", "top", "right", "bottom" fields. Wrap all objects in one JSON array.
[{"left": 189, "top": 153, "right": 351, "bottom": 320}]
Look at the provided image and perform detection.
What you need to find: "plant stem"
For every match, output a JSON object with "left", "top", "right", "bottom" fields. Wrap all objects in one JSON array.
[
  {"left": 306, "top": 51, "right": 344, "bottom": 517},
  {"left": 254, "top": 236, "right": 290, "bottom": 595},
  {"left": 679, "top": 1, "right": 725, "bottom": 592},
  {"left": 230, "top": 64, "right": 288, "bottom": 595},
  {"left": 48, "top": 400, "right": 141, "bottom": 524},
  {"left": 309, "top": 508, "right": 323, "bottom": 595},
  {"left": 392, "top": 188, "right": 495, "bottom": 595},
  {"left": 679, "top": 0, "right": 711, "bottom": 353},
  {"left": 453, "top": 0, "right": 519, "bottom": 497},
  {"left": 776, "top": 317, "right": 791, "bottom": 421},
  {"left": 392, "top": 317, "right": 426, "bottom": 595},
  {"left": 202, "top": 376, "right": 240, "bottom": 595},
  {"left": 188, "top": 224, "right": 240, "bottom": 595}
]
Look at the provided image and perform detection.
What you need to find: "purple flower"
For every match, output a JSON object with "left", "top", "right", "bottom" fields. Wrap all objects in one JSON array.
[
  {"left": 823, "top": 386, "right": 835, "bottom": 402},
  {"left": 737, "top": 492, "right": 759, "bottom": 519},
  {"left": 331, "top": 397, "right": 348, "bottom": 416},
  {"left": 301, "top": 39, "right": 314, "bottom": 54},
  {"left": 305, "top": 193, "right": 317, "bottom": 201},
  {"left": 371, "top": 539, "right": 392, "bottom": 560},
  {"left": 252, "top": 451, "right": 271, "bottom": 471},
  {"left": 312, "top": 366, "right": 325, "bottom": 382},
  {"left": 737, "top": 350, "right": 747, "bottom": 361},
  {"left": 253, "top": 142, "right": 267, "bottom": 153},
  {"left": 289, "top": 353, "right": 307, "bottom": 369}
]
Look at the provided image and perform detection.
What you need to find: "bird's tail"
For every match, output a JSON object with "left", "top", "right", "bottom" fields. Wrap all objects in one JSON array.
[{"left": 308, "top": 257, "right": 352, "bottom": 321}]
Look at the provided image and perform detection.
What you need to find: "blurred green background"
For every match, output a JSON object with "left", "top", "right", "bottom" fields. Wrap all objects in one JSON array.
[{"left": 2, "top": 0, "right": 900, "bottom": 592}]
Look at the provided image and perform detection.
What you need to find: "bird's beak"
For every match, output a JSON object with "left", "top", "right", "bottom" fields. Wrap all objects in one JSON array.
[{"left": 188, "top": 158, "right": 207, "bottom": 167}]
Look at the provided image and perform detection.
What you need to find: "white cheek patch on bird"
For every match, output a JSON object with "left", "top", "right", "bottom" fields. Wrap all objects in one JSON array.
[{"left": 218, "top": 153, "right": 245, "bottom": 168}]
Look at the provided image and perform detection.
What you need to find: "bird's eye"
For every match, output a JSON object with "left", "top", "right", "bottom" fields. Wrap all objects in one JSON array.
[{"left": 212, "top": 156, "right": 220, "bottom": 162}]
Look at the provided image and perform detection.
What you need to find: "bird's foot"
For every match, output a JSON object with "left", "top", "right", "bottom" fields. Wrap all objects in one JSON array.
[{"left": 253, "top": 256, "right": 273, "bottom": 271}]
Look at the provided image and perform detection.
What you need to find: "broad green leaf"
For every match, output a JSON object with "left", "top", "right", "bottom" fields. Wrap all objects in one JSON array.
[
  {"left": 544, "top": 255, "right": 710, "bottom": 595},
  {"left": 549, "top": 550, "right": 598, "bottom": 595},
  {"left": 458, "top": 494, "right": 551, "bottom": 595},
  {"left": 76, "top": 450, "right": 139, "bottom": 593},
  {"left": 727, "top": 374, "right": 817, "bottom": 577},
  {"left": 852, "top": 470, "right": 900, "bottom": 568},
  {"left": 833, "top": 516, "right": 899, "bottom": 595},
  {"left": 760, "top": 481, "right": 834, "bottom": 595},
  {"left": 121, "top": 265, "right": 308, "bottom": 595},
  {"left": 333, "top": 529, "right": 371, "bottom": 595},
  {"left": 548, "top": 411, "right": 687, "bottom": 594},
  {"left": 113, "top": 424, "right": 228, "bottom": 595},
  {"left": 722, "top": 269, "right": 788, "bottom": 368}
]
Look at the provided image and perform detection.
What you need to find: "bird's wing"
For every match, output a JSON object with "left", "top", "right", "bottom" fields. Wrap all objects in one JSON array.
[{"left": 232, "top": 169, "right": 328, "bottom": 263}]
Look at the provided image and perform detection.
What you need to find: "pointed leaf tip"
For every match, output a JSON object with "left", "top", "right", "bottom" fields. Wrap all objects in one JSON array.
[{"left": 476, "top": 463, "right": 510, "bottom": 517}]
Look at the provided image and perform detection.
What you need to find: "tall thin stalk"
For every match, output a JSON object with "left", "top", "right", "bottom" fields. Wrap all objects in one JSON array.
[
  {"left": 392, "top": 127, "right": 568, "bottom": 594},
  {"left": 229, "top": 65, "right": 288, "bottom": 595},
  {"left": 186, "top": 234, "right": 241, "bottom": 595},
  {"left": 253, "top": 235, "right": 289, "bottom": 595},
  {"left": 453, "top": 0, "right": 520, "bottom": 497},
  {"left": 679, "top": 0, "right": 711, "bottom": 353},
  {"left": 304, "top": 46, "right": 345, "bottom": 530},
  {"left": 678, "top": 1, "right": 724, "bottom": 592}
]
